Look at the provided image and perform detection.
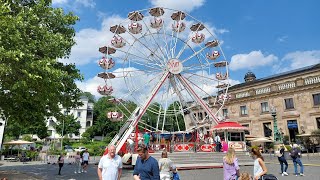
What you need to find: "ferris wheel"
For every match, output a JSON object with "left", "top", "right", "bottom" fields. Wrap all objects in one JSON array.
[{"left": 97, "top": 7, "right": 230, "bottom": 152}]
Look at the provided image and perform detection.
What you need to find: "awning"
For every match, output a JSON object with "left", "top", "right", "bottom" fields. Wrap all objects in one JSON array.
[{"left": 211, "top": 121, "right": 249, "bottom": 132}]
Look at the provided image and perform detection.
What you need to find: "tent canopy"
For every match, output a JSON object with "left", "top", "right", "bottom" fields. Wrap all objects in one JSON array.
[
  {"left": 3, "top": 140, "right": 34, "bottom": 145},
  {"left": 249, "top": 137, "right": 273, "bottom": 143}
]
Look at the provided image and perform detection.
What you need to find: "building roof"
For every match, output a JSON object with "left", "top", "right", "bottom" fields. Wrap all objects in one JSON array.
[{"left": 229, "top": 63, "right": 320, "bottom": 90}]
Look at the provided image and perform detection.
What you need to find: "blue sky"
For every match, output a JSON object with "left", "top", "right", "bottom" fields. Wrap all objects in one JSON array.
[{"left": 52, "top": 0, "right": 320, "bottom": 100}]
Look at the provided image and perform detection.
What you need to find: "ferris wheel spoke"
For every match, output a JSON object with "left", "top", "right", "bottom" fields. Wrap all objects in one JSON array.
[
  {"left": 113, "top": 47, "right": 163, "bottom": 68},
  {"left": 158, "top": 19, "right": 171, "bottom": 61},
  {"left": 126, "top": 31, "right": 165, "bottom": 65},
  {"left": 169, "top": 13, "right": 185, "bottom": 58},
  {"left": 175, "top": 36, "right": 192, "bottom": 59},
  {"left": 182, "top": 45, "right": 209, "bottom": 63},
  {"left": 115, "top": 35, "right": 160, "bottom": 66},
  {"left": 128, "top": 59, "right": 163, "bottom": 72},
  {"left": 140, "top": 18, "right": 168, "bottom": 63}
]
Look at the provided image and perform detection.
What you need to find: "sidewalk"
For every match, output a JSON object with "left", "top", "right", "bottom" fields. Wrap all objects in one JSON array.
[
  {"left": 263, "top": 153, "right": 320, "bottom": 167},
  {"left": 0, "top": 160, "right": 46, "bottom": 167}
]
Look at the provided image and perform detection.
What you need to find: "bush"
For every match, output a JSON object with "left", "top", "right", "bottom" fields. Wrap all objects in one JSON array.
[{"left": 26, "top": 151, "right": 39, "bottom": 160}]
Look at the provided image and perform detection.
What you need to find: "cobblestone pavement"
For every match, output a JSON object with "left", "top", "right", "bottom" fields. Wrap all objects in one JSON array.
[
  {"left": 1, "top": 154, "right": 319, "bottom": 180},
  {"left": 1, "top": 163, "right": 320, "bottom": 180}
]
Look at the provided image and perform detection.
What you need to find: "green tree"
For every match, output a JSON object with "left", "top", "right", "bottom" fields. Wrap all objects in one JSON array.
[
  {"left": 167, "top": 101, "right": 185, "bottom": 131},
  {"left": 0, "top": 1, "right": 83, "bottom": 135},
  {"left": 54, "top": 114, "right": 81, "bottom": 137},
  {"left": 83, "top": 97, "right": 137, "bottom": 139}
]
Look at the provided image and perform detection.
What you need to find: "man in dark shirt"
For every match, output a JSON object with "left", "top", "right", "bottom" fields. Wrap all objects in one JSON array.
[{"left": 133, "top": 144, "right": 160, "bottom": 180}]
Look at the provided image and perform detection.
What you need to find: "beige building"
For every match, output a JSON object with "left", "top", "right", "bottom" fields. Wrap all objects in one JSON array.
[{"left": 223, "top": 63, "right": 320, "bottom": 143}]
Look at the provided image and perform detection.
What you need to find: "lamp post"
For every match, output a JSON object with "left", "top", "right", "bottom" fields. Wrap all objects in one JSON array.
[
  {"left": 193, "top": 127, "right": 197, "bottom": 153},
  {"left": 271, "top": 106, "right": 281, "bottom": 143}
]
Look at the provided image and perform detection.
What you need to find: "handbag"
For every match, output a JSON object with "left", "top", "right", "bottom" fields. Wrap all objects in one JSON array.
[{"left": 260, "top": 174, "right": 278, "bottom": 180}]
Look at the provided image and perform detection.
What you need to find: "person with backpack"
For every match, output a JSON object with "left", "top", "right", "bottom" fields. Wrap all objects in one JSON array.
[
  {"left": 277, "top": 146, "right": 288, "bottom": 176},
  {"left": 290, "top": 144, "right": 305, "bottom": 176}
]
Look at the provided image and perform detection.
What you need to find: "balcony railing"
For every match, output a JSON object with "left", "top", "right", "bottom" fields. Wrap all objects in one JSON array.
[
  {"left": 305, "top": 76, "right": 320, "bottom": 85},
  {"left": 278, "top": 82, "right": 296, "bottom": 90},
  {"left": 235, "top": 91, "right": 249, "bottom": 98},
  {"left": 255, "top": 87, "right": 271, "bottom": 95}
]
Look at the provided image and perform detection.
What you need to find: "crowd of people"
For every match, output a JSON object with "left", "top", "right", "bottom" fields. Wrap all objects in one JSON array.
[
  {"left": 57, "top": 148, "right": 91, "bottom": 175},
  {"left": 222, "top": 144, "right": 305, "bottom": 180}
]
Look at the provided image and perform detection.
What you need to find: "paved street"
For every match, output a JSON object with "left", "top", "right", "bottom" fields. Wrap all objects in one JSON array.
[{"left": 1, "top": 159, "right": 320, "bottom": 180}]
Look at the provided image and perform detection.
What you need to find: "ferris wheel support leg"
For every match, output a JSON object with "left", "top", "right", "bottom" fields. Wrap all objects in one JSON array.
[
  {"left": 111, "top": 72, "right": 171, "bottom": 153},
  {"left": 176, "top": 74, "right": 219, "bottom": 125}
]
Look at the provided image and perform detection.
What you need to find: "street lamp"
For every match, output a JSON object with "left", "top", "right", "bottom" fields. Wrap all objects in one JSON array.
[
  {"left": 271, "top": 106, "right": 281, "bottom": 143},
  {"left": 193, "top": 127, "right": 197, "bottom": 153}
]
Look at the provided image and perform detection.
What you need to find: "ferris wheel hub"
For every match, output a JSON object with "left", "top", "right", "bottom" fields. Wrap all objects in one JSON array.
[{"left": 167, "top": 59, "right": 183, "bottom": 74}]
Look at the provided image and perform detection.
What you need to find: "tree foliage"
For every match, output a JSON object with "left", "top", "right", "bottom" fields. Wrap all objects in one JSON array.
[
  {"left": 0, "top": 0, "right": 83, "bottom": 137},
  {"left": 83, "top": 97, "right": 137, "bottom": 139},
  {"left": 54, "top": 114, "right": 81, "bottom": 137},
  {"left": 81, "top": 92, "right": 96, "bottom": 103}
]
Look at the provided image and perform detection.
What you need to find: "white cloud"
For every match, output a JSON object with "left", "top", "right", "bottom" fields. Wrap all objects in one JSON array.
[
  {"left": 229, "top": 50, "right": 278, "bottom": 71},
  {"left": 60, "top": 15, "right": 126, "bottom": 65},
  {"left": 52, "top": 0, "right": 95, "bottom": 8},
  {"left": 150, "top": 0, "right": 206, "bottom": 12},
  {"left": 52, "top": 0, "right": 68, "bottom": 4},
  {"left": 276, "top": 50, "right": 320, "bottom": 72},
  {"left": 75, "top": 0, "right": 95, "bottom": 8},
  {"left": 277, "top": 35, "right": 288, "bottom": 43}
]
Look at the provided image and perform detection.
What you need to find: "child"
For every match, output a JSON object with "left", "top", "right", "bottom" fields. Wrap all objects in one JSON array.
[
  {"left": 239, "top": 172, "right": 253, "bottom": 180},
  {"left": 171, "top": 165, "right": 180, "bottom": 180}
]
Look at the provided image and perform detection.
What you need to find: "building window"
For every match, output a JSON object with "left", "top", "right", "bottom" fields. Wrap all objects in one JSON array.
[
  {"left": 313, "top": 93, "right": 320, "bottom": 106},
  {"left": 204, "top": 112, "right": 209, "bottom": 119},
  {"left": 86, "top": 121, "right": 91, "bottom": 127},
  {"left": 284, "top": 98, "right": 294, "bottom": 109},
  {"left": 316, "top": 117, "right": 320, "bottom": 129},
  {"left": 222, "top": 109, "right": 228, "bottom": 118},
  {"left": 263, "top": 122, "right": 272, "bottom": 137},
  {"left": 198, "top": 112, "right": 203, "bottom": 120},
  {"left": 240, "top": 105, "right": 248, "bottom": 115},
  {"left": 227, "top": 132, "right": 244, "bottom": 141},
  {"left": 77, "top": 112, "right": 81, "bottom": 117},
  {"left": 261, "top": 102, "right": 269, "bottom": 113}
]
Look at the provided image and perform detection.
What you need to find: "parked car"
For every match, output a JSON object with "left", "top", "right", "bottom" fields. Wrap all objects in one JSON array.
[
  {"left": 64, "top": 145, "right": 74, "bottom": 152},
  {"left": 74, "top": 147, "right": 86, "bottom": 152}
]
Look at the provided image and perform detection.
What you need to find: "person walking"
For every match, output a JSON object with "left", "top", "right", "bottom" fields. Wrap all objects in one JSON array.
[
  {"left": 214, "top": 134, "right": 221, "bottom": 152},
  {"left": 127, "top": 138, "right": 134, "bottom": 154},
  {"left": 82, "top": 149, "right": 90, "bottom": 173},
  {"left": 158, "top": 151, "right": 173, "bottom": 180},
  {"left": 57, "top": 153, "right": 64, "bottom": 175},
  {"left": 97, "top": 145, "right": 123, "bottom": 180},
  {"left": 133, "top": 144, "right": 160, "bottom": 180},
  {"left": 74, "top": 151, "right": 82, "bottom": 174},
  {"left": 251, "top": 148, "right": 267, "bottom": 180},
  {"left": 223, "top": 148, "right": 240, "bottom": 180},
  {"left": 277, "top": 146, "right": 288, "bottom": 176},
  {"left": 143, "top": 132, "right": 150, "bottom": 148},
  {"left": 290, "top": 144, "right": 305, "bottom": 176}
]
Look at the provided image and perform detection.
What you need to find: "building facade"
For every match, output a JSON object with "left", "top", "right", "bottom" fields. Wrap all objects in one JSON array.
[
  {"left": 223, "top": 64, "right": 320, "bottom": 143},
  {"left": 47, "top": 96, "right": 94, "bottom": 139}
]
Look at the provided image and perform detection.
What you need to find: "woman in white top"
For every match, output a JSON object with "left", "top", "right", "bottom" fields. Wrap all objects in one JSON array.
[
  {"left": 158, "top": 151, "right": 173, "bottom": 180},
  {"left": 251, "top": 148, "right": 267, "bottom": 180}
]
